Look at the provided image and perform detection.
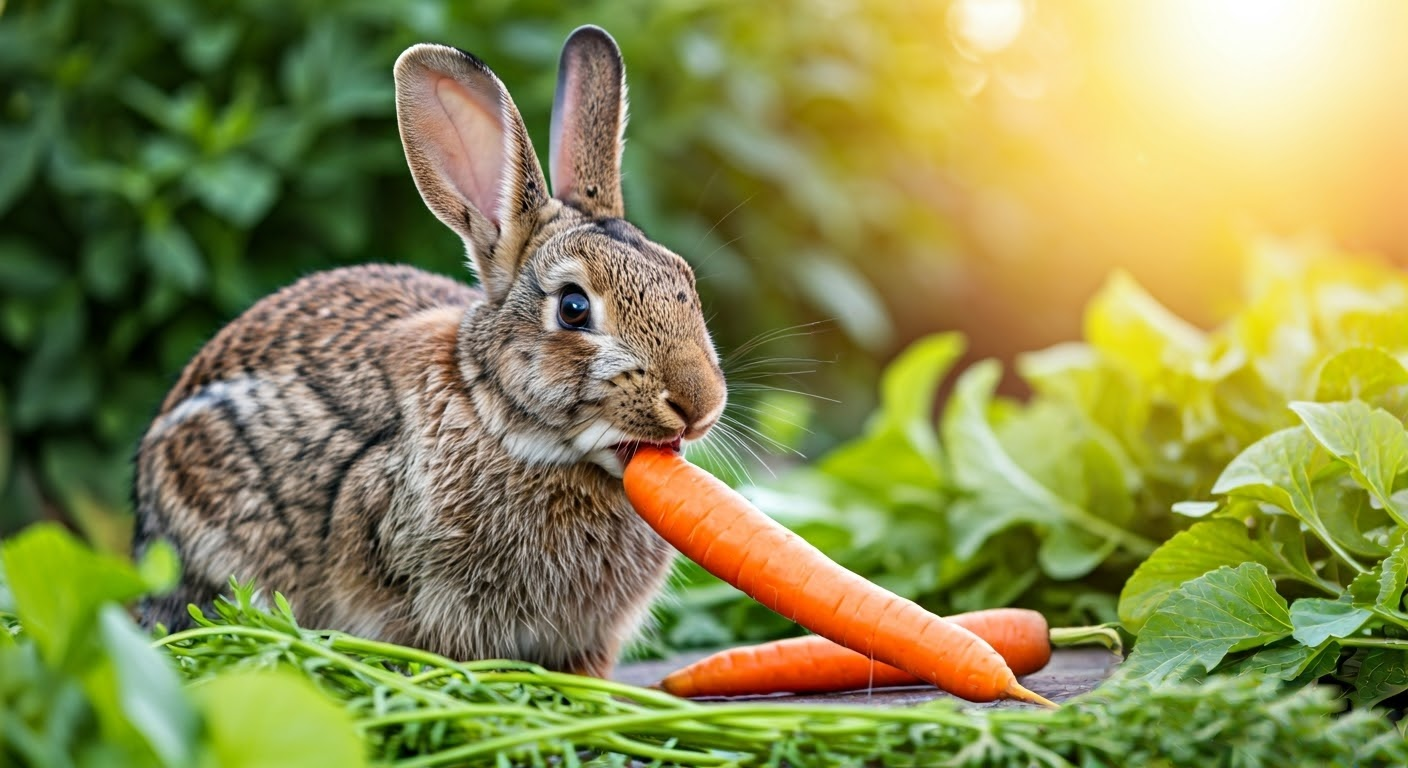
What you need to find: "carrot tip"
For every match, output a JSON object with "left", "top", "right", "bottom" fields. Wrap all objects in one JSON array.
[{"left": 1005, "top": 681, "right": 1059, "bottom": 709}]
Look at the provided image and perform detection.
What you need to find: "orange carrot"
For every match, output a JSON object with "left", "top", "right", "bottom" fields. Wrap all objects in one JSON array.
[
  {"left": 659, "top": 608, "right": 1052, "bottom": 698},
  {"left": 623, "top": 446, "right": 1056, "bottom": 707}
]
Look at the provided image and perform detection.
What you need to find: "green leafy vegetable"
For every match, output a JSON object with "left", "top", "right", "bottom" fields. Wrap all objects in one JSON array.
[
  {"left": 1120, "top": 563, "right": 1293, "bottom": 683},
  {"left": 1117, "top": 375, "right": 1408, "bottom": 699},
  {"left": 98, "top": 604, "right": 199, "bottom": 767},
  {"left": 1118, "top": 516, "right": 1330, "bottom": 633},
  {"left": 678, "top": 243, "right": 1408, "bottom": 643},
  {"left": 1349, "top": 647, "right": 1408, "bottom": 708}
]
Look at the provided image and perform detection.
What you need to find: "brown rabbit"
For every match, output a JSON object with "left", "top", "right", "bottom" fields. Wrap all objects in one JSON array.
[{"left": 131, "top": 26, "right": 726, "bottom": 678}]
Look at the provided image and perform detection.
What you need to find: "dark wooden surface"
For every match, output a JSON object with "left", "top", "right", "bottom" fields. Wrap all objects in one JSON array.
[{"left": 616, "top": 648, "right": 1121, "bottom": 708}]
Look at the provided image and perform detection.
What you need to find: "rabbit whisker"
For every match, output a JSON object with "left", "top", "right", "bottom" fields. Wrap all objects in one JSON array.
[{"left": 720, "top": 413, "right": 803, "bottom": 459}]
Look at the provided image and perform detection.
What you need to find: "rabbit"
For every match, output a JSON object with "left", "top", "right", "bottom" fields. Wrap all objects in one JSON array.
[{"left": 130, "top": 26, "right": 727, "bottom": 678}]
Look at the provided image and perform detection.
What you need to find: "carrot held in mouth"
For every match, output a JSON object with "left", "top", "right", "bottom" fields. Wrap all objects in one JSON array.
[
  {"left": 622, "top": 445, "right": 1056, "bottom": 707},
  {"left": 658, "top": 607, "right": 1053, "bottom": 698}
]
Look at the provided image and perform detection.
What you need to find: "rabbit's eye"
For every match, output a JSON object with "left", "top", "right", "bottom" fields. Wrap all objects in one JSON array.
[{"left": 558, "top": 286, "right": 591, "bottom": 330}]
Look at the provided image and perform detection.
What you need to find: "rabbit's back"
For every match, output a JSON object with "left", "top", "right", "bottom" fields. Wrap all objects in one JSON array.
[
  {"left": 134, "top": 264, "right": 478, "bottom": 635},
  {"left": 164, "top": 263, "right": 476, "bottom": 418}
]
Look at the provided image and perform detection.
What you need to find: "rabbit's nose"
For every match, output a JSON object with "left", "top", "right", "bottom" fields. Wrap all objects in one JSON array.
[
  {"left": 665, "top": 390, "right": 724, "bottom": 442},
  {"left": 666, "top": 398, "right": 690, "bottom": 423}
]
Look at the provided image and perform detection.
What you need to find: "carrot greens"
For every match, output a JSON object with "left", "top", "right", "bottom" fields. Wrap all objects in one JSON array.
[{"left": 4, "top": 524, "right": 1404, "bottom": 766}]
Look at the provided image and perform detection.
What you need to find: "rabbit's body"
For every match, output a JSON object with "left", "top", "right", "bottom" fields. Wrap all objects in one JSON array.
[{"left": 133, "top": 29, "right": 724, "bottom": 677}]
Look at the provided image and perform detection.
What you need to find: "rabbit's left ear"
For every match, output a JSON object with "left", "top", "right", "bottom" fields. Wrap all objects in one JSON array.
[
  {"left": 394, "top": 44, "right": 550, "bottom": 301},
  {"left": 549, "top": 25, "right": 627, "bottom": 219}
]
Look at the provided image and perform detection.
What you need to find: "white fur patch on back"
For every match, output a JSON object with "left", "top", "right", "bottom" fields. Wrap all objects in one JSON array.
[{"left": 144, "top": 375, "right": 269, "bottom": 440}]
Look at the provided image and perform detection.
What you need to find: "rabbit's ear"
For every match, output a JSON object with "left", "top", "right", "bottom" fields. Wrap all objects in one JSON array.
[
  {"left": 395, "top": 44, "right": 549, "bottom": 300},
  {"left": 549, "top": 26, "right": 627, "bottom": 219}
]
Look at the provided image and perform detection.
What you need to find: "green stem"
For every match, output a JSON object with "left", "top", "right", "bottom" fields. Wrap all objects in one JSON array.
[
  {"left": 474, "top": 670, "right": 699, "bottom": 711},
  {"left": 1049, "top": 625, "right": 1123, "bottom": 654},
  {"left": 157, "top": 621, "right": 777, "bottom": 753},
  {"left": 358, "top": 706, "right": 558, "bottom": 730},
  {"left": 362, "top": 707, "right": 763, "bottom": 764},
  {"left": 1368, "top": 606, "right": 1408, "bottom": 634},
  {"left": 405, "top": 668, "right": 456, "bottom": 685},
  {"left": 1338, "top": 637, "right": 1408, "bottom": 650},
  {"left": 1309, "top": 522, "right": 1368, "bottom": 575},
  {"left": 322, "top": 636, "right": 698, "bottom": 713},
  {"left": 477, "top": 672, "right": 775, "bottom": 734},
  {"left": 390, "top": 703, "right": 987, "bottom": 768},
  {"left": 155, "top": 625, "right": 467, "bottom": 708},
  {"left": 325, "top": 633, "right": 482, "bottom": 676}
]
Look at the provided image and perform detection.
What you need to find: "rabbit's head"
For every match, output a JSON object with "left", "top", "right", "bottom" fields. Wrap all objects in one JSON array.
[{"left": 394, "top": 27, "right": 725, "bottom": 476}]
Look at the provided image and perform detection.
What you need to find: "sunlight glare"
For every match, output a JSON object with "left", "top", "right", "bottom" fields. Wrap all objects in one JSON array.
[
  {"left": 949, "top": 0, "right": 1027, "bottom": 56},
  {"left": 1135, "top": 0, "right": 1342, "bottom": 125}
]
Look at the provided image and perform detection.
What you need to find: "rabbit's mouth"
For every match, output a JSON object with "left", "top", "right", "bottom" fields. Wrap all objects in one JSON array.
[{"left": 610, "top": 437, "right": 682, "bottom": 466}]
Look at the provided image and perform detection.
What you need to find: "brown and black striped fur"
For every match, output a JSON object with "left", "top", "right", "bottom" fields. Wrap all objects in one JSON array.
[{"left": 132, "top": 27, "right": 726, "bottom": 677}]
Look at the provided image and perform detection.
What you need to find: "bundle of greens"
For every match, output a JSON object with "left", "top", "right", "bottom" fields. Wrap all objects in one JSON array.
[{"left": 3, "top": 524, "right": 1404, "bottom": 767}]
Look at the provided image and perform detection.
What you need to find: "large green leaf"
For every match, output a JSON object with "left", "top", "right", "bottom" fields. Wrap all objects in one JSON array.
[
  {"left": 818, "top": 332, "right": 963, "bottom": 491},
  {"left": 0, "top": 93, "right": 56, "bottom": 216},
  {"left": 1118, "top": 517, "right": 1326, "bottom": 632},
  {"left": 98, "top": 604, "right": 199, "bottom": 767},
  {"left": 1017, "top": 342, "right": 1147, "bottom": 452},
  {"left": 1290, "top": 400, "right": 1408, "bottom": 526},
  {"left": 1374, "top": 537, "right": 1408, "bottom": 614},
  {"left": 0, "top": 524, "right": 174, "bottom": 670},
  {"left": 1084, "top": 271, "right": 1206, "bottom": 382},
  {"left": 873, "top": 332, "right": 963, "bottom": 468},
  {"left": 942, "top": 360, "right": 1152, "bottom": 577},
  {"left": 0, "top": 238, "right": 66, "bottom": 297},
  {"left": 1348, "top": 531, "right": 1408, "bottom": 622},
  {"left": 1348, "top": 648, "right": 1408, "bottom": 708},
  {"left": 1315, "top": 479, "right": 1393, "bottom": 559},
  {"left": 141, "top": 217, "right": 206, "bottom": 293},
  {"left": 193, "top": 670, "right": 367, "bottom": 768},
  {"left": 186, "top": 154, "right": 279, "bottom": 227},
  {"left": 1210, "top": 425, "right": 1367, "bottom": 570},
  {"left": 1233, "top": 641, "right": 1340, "bottom": 683},
  {"left": 1121, "top": 563, "right": 1293, "bottom": 683},
  {"left": 1288, "top": 599, "right": 1371, "bottom": 647},
  {"left": 1038, "top": 527, "right": 1120, "bottom": 582},
  {"left": 1211, "top": 426, "right": 1320, "bottom": 512},
  {"left": 1313, "top": 347, "right": 1408, "bottom": 406}
]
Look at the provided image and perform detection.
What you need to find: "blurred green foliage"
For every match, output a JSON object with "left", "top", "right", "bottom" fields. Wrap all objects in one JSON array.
[{"left": 0, "top": 0, "right": 973, "bottom": 539}]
